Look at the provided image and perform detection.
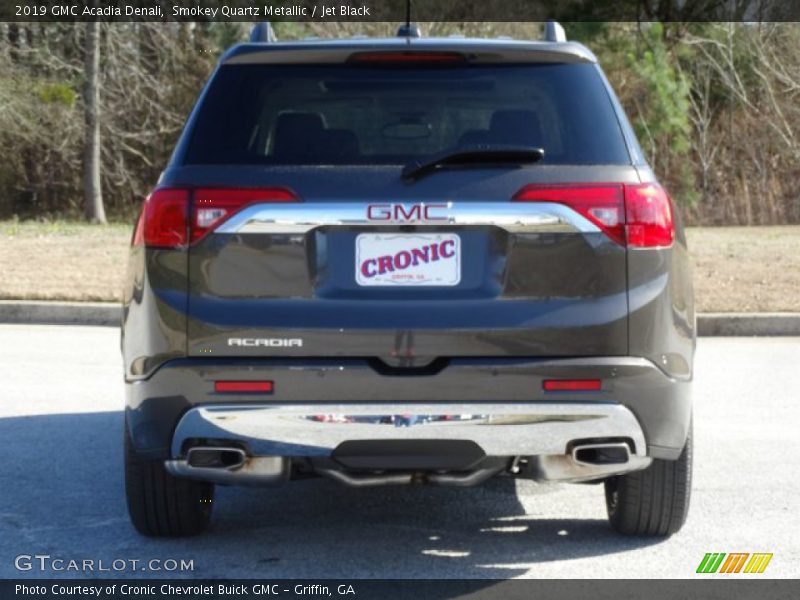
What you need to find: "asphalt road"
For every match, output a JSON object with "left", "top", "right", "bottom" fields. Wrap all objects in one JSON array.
[{"left": 0, "top": 324, "right": 798, "bottom": 579}]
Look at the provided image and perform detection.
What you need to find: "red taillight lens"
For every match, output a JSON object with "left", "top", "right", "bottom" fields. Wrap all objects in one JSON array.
[
  {"left": 139, "top": 188, "right": 190, "bottom": 248},
  {"left": 543, "top": 379, "right": 602, "bottom": 392},
  {"left": 624, "top": 183, "right": 674, "bottom": 248},
  {"left": 513, "top": 184, "right": 625, "bottom": 245},
  {"left": 512, "top": 182, "right": 675, "bottom": 248},
  {"left": 348, "top": 51, "right": 466, "bottom": 64},
  {"left": 131, "top": 209, "right": 146, "bottom": 247},
  {"left": 134, "top": 187, "right": 298, "bottom": 248},
  {"left": 214, "top": 380, "right": 274, "bottom": 393},
  {"left": 191, "top": 187, "right": 297, "bottom": 243}
]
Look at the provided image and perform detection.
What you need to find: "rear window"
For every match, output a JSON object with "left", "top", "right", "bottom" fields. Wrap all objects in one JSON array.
[{"left": 183, "top": 62, "right": 631, "bottom": 166}]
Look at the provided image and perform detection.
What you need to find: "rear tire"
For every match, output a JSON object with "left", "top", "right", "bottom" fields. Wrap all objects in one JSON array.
[
  {"left": 124, "top": 424, "right": 214, "bottom": 536},
  {"left": 604, "top": 424, "right": 692, "bottom": 536}
]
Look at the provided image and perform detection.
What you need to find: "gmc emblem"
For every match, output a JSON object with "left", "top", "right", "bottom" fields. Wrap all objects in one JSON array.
[{"left": 367, "top": 203, "right": 449, "bottom": 222}]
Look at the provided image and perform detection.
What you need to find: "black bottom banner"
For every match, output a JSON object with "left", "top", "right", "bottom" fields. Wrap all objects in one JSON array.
[{"left": 3, "top": 579, "right": 798, "bottom": 600}]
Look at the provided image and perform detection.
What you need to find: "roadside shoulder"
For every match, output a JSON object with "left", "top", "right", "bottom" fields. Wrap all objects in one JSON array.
[{"left": 0, "top": 300, "right": 120, "bottom": 327}]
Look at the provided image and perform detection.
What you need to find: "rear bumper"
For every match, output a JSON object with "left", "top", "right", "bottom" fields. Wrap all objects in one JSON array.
[
  {"left": 126, "top": 355, "right": 691, "bottom": 467},
  {"left": 163, "top": 401, "right": 652, "bottom": 483},
  {"left": 168, "top": 402, "right": 647, "bottom": 457}
]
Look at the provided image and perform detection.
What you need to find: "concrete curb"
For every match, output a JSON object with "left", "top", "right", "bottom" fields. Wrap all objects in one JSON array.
[
  {"left": 696, "top": 312, "right": 800, "bottom": 337},
  {"left": 1, "top": 301, "right": 800, "bottom": 336},
  {"left": 0, "top": 300, "right": 120, "bottom": 327}
]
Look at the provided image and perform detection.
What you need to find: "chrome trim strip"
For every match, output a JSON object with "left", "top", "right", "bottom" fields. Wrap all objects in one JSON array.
[
  {"left": 215, "top": 202, "right": 601, "bottom": 235},
  {"left": 169, "top": 402, "right": 647, "bottom": 460}
]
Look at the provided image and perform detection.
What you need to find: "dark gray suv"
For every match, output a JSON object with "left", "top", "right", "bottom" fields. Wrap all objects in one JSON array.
[{"left": 122, "top": 23, "right": 694, "bottom": 537}]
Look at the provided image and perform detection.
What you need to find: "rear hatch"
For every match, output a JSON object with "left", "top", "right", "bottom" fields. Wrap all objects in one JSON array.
[{"left": 169, "top": 52, "right": 637, "bottom": 366}]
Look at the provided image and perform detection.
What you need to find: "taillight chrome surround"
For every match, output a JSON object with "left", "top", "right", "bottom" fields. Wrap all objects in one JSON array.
[
  {"left": 131, "top": 182, "right": 674, "bottom": 249},
  {"left": 191, "top": 188, "right": 297, "bottom": 243},
  {"left": 513, "top": 182, "right": 674, "bottom": 248}
]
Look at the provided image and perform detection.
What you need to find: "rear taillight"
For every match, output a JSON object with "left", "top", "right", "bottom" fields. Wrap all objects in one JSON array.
[
  {"left": 512, "top": 182, "right": 674, "bottom": 248},
  {"left": 133, "top": 188, "right": 190, "bottom": 248},
  {"left": 132, "top": 187, "right": 297, "bottom": 248},
  {"left": 191, "top": 187, "right": 297, "bottom": 243},
  {"left": 624, "top": 183, "right": 674, "bottom": 247},
  {"left": 513, "top": 183, "right": 625, "bottom": 245}
]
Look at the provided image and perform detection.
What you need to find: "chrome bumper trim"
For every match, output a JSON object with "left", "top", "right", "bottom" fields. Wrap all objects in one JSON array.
[
  {"left": 214, "top": 201, "right": 601, "bottom": 235},
  {"left": 169, "top": 402, "right": 648, "bottom": 461}
]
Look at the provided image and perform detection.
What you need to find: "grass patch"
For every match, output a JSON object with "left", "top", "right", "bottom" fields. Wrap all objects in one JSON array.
[
  {"left": 0, "top": 219, "right": 132, "bottom": 302},
  {"left": 0, "top": 220, "right": 798, "bottom": 312}
]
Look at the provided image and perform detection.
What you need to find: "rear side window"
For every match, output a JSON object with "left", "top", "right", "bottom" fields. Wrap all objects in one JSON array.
[{"left": 183, "top": 62, "right": 631, "bottom": 166}]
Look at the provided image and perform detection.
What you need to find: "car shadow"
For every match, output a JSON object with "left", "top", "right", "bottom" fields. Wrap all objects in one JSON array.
[{"left": 0, "top": 411, "right": 663, "bottom": 580}]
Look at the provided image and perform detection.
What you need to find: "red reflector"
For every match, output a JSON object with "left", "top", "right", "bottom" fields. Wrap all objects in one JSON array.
[
  {"left": 348, "top": 51, "right": 466, "bottom": 64},
  {"left": 191, "top": 187, "right": 297, "bottom": 243},
  {"left": 513, "top": 184, "right": 626, "bottom": 245},
  {"left": 214, "top": 381, "right": 274, "bottom": 393},
  {"left": 543, "top": 379, "right": 602, "bottom": 392}
]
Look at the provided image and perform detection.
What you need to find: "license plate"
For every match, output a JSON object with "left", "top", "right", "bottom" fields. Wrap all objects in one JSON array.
[{"left": 355, "top": 233, "right": 461, "bottom": 286}]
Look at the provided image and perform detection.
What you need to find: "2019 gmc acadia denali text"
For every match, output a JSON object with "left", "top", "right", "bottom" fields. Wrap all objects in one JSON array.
[{"left": 122, "top": 25, "right": 695, "bottom": 537}]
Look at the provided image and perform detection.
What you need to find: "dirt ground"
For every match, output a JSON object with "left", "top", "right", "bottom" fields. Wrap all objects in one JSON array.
[
  {"left": 0, "top": 221, "right": 798, "bottom": 312},
  {"left": 0, "top": 220, "right": 131, "bottom": 303},
  {"left": 686, "top": 226, "right": 800, "bottom": 312}
]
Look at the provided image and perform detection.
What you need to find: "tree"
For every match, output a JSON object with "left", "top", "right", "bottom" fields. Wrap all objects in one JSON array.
[
  {"left": 1, "top": 21, "right": 798, "bottom": 225},
  {"left": 83, "top": 20, "right": 105, "bottom": 223}
]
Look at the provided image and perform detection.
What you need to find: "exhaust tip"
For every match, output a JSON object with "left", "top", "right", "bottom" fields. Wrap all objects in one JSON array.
[
  {"left": 572, "top": 443, "right": 630, "bottom": 466},
  {"left": 186, "top": 447, "right": 247, "bottom": 470}
]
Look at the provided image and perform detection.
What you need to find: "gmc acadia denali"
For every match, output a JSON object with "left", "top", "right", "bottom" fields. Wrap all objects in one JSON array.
[{"left": 122, "top": 23, "right": 694, "bottom": 537}]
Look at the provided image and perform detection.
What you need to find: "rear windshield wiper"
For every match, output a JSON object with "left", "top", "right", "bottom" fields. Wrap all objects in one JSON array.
[{"left": 401, "top": 145, "right": 545, "bottom": 182}]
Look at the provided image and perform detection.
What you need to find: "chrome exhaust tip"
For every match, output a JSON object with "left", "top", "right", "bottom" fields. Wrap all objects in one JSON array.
[
  {"left": 571, "top": 442, "right": 630, "bottom": 466},
  {"left": 165, "top": 447, "right": 289, "bottom": 486},
  {"left": 186, "top": 446, "right": 247, "bottom": 470}
]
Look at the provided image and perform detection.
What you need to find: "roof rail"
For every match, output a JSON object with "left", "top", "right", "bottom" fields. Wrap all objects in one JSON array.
[
  {"left": 250, "top": 22, "right": 277, "bottom": 43},
  {"left": 544, "top": 20, "right": 567, "bottom": 43}
]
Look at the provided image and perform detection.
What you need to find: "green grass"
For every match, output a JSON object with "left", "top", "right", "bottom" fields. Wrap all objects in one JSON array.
[{"left": 0, "top": 217, "right": 131, "bottom": 237}]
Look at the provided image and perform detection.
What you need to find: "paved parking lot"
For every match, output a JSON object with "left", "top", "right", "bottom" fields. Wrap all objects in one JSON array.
[{"left": 0, "top": 324, "right": 797, "bottom": 578}]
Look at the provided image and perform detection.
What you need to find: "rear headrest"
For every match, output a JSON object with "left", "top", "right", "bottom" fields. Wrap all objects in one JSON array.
[
  {"left": 272, "top": 112, "right": 327, "bottom": 160},
  {"left": 489, "top": 110, "right": 543, "bottom": 146}
]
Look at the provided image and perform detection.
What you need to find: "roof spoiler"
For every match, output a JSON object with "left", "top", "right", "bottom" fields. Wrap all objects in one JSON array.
[
  {"left": 250, "top": 22, "right": 277, "bottom": 43},
  {"left": 544, "top": 20, "right": 567, "bottom": 43}
]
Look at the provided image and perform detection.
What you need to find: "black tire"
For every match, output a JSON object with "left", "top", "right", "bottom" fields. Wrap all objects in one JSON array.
[
  {"left": 124, "top": 425, "right": 214, "bottom": 536},
  {"left": 604, "top": 424, "right": 692, "bottom": 536}
]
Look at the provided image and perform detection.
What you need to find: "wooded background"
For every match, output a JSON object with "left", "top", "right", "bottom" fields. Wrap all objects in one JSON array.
[{"left": 0, "top": 21, "right": 798, "bottom": 225}]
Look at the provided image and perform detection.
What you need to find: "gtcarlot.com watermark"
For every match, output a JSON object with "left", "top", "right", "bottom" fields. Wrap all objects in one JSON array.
[{"left": 14, "top": 554, "right": 194, "bottom": 573}]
